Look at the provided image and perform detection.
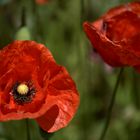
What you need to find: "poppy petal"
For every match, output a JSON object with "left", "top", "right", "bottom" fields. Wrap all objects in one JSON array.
[
  {"left": 83, "top": 2, "right": 140, "bottom": 67},
  {"left": 83, "top": 22, "right": 123, "bottom": 66},
  {"left": 36, "top": 66, "right": 79, "bottom": 132},
  {"left": 0, "top": 41, "right": 54, "bottom": 120},
  {"left": 0, "top": 40, "right": 79, "bottom": 124}
]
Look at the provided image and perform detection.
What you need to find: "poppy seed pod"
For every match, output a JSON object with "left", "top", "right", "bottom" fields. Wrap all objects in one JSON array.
[
  {"left": 83, "top": 2, "right": 140, "bottom": 71},
  {"left": 0, "top": 40, "right": 79, "bottom": 132}
]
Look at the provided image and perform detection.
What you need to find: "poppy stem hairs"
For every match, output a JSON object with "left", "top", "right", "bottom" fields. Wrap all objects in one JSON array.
[{"left": 99, "top": 68, "right": 124, "bottom": 140}]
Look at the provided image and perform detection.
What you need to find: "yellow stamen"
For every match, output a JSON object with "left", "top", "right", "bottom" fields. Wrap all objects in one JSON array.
[{"left": 17, "top": 84, "right": 29, "bottom": 95}]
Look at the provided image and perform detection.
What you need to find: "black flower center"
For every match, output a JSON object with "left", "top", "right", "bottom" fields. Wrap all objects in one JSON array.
[{"left": 11, "top": 82, "right": 36, "bottom": 105}]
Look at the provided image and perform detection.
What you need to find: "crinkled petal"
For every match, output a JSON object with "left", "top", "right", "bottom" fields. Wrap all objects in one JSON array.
[
  {"left": 83, "top": 22, "right": 123, "bottom": 66},
  {"left": 0, "top": 40, "right": 78, "bottom": 122},
  {"left": 0, "top": 40, "right": 53, "bottom": 120},
  {"left": 36, "top": 66, "right": 79, "bottom": 132},
  {"left": 102, "top": 2, "right": 140, "bottom": 19},
  {"left": 102, "top": 11, "right": 140, "bottom": 43},
  {"left": 83, "top": 2, "right": 140, "bottom": 67}
]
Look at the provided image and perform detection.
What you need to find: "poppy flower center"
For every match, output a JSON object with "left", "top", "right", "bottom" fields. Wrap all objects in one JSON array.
[
  {"left": 11, "top": 82, "right": 36, "bottom": 105},
  {"left": 17, "top": 84, "right": 29, "bottom": 95}
]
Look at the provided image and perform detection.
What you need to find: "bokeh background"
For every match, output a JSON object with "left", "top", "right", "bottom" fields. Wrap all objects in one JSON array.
[{"left": 0, "top": 0, "right": 140, "bottom": 140}]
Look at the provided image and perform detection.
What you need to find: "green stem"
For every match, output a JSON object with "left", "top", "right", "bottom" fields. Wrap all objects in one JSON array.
[
  {"left": 26, "top": 119, "right": 31, "bottom": 140},
  {"left": 21, "top": 6, "right": 26, "bottom": 27},
  {"left": 132, "top": 71, "right": 140, "bottom": 109},
  {"left": 81, "top": 0, "right": 84, "bottom": 24},
  {"left": 99, "top": 68, "right": 124, "bottom": 140}
]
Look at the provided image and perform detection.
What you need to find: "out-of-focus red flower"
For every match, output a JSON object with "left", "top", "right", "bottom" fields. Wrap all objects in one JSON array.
[
  {"left": 83, "top": 2, "right": 140, "bottom": 71},
  {"left": 36, "top": 0, "right": 48, "bottom": 5},
  {"left": 0, "top": 40, "right": 79, "bottom": 132}
]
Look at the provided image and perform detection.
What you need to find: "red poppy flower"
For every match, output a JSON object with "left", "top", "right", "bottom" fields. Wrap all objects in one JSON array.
[
  {"left": 0, "top": 40, "right": 79, "bottom": 132},
  {"left": 36, "top": 0, "right": 48, "bottom": 5},
  {"left": 83, "top": 2, "right": 140, "bottom": 71}
]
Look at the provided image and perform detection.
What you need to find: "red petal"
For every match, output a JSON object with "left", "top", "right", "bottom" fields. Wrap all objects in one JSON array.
[
  {"left": 103, "top": 11, "right": 140, "bottom": 43},
  {"left": 36, "top": 66, "right": 79, "bottom": 132},
  {"left": 83, "top": 2, "right": 140, "bottom": 67},
  {"left": 101, "top": 2, "right": 140, "bottom": 19},
  {"left": 0, "top": 40, "right": 79, "bottom": 122},
  {"left": 0, "top": 41, "right": 53, "bottom": 120},
  {"left": 83, "top": 22, "right": 123, "bottom": 66}
]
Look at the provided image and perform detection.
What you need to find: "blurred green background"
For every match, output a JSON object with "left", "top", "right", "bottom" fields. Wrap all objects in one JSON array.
[{"left": 1, "top": 0, "right": 140, "bottom": 140}]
